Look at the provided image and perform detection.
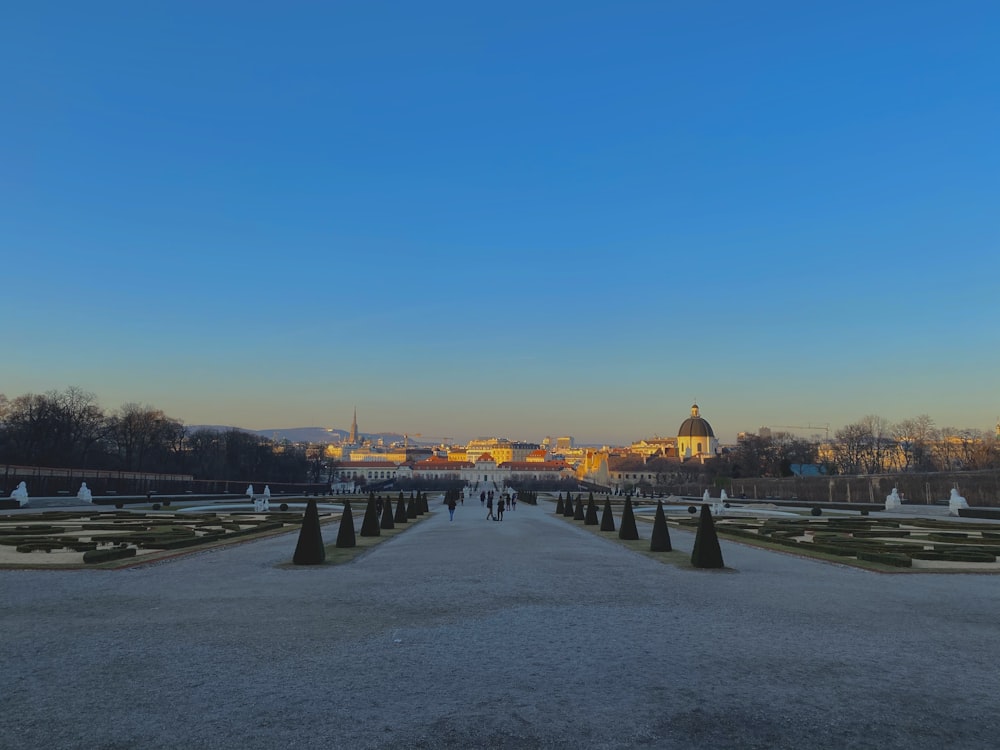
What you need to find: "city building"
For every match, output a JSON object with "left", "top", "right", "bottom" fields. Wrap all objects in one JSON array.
[
  {"left": 576, "top": 404, "right": 722, "bottom": 490},
  {"left": 464, "top": 438, "right": 540, "bottom": 464},
  {"left": 676, "top": 404, "right": 719, "bottom": 460}
]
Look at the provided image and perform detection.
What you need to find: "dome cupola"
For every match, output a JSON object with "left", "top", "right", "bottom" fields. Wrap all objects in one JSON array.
[{"left": 677, "top": 404, "right": 715, "bottom": 439}]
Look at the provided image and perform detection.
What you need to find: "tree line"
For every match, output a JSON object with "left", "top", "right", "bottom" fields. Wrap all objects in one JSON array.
[
  {"left": 722, "top": 413, "right": 999, "bottom": 478},
  {"left": 0, "top": 387, "right": 314, "bottom": 483}
]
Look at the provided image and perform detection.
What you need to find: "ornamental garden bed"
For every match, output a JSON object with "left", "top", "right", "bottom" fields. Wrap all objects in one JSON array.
[
  {"left": 691, "top": 514, "right": 1000, "bottom": 573},
  {"left": 0, "top": 509, "right": 337, "bottom": 569}
]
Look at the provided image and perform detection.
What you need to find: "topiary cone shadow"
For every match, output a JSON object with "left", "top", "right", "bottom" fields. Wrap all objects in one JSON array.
[
  {"left": 600, "top": 498, "right": 616, "bottom": 532},
  {"left": 394, "top": 495, "right": 408, "bottom": 524},
  {"left": 380, "top": 496, "right": 395, "bottom": 530},
  {"left": 691, "top": 504, "right": 725, "bottom": 568},
  {"left": 618, "top": 497, "right": 639, "bottom": 540},
  {"left": 335, "top": 500, "right": 356, "bottom": 549},
  {"left": 650, "top": 500, "right": 672, "bottom": 552},
  {"left": 294, "top": 498, "right": 327, "bottom": 563},
  {"left": 360, "top": 493, "right": 381, "bottom": 537}
]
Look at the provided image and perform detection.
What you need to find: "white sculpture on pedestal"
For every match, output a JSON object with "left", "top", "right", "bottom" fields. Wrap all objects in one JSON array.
[
  {"left": 948, "top": 488, "right": 968, "bottom": 516},
  {"left": 77, "top": 482, "right": 93, "bottom": 503},
  {"left": 885, "top": 487, "right": 902, "bottom": 511},
  {"left": 246, "top": 484, "right": 254, "bottom": 499},
  {"left": 11, "top": 482, "right": 28, "bottom": 507},
  {"left": 262, "top": 486, "right": 271, "bottom": 511}
]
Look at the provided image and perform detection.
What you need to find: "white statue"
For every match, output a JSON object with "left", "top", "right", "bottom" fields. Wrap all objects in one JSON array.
[
  {"left": 11, "top": 481, "right": 28, "bottom": 507},
  {"left": 885, "top": 487, "right": 902, "bottom": 511},
  {"left": 948, "top": 488, "right": 968, "bottom": 516},
  {"left": 702, "top": 489, "right": 711, "bottom": 503},
  {"left": 246, "top": 484, "right": 254, "bottom": 499},
  {"left": 720, "top": 489, "right": 729, "bottom": 503},
  {"left": 77, "top": 482, "right": 93, "bottom": 503}
]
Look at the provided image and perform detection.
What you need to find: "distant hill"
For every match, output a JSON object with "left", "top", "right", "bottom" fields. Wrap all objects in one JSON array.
[
  {"left": 251, "top": 427, "right": 348, "bottom": 443},
  {"left": 188, "top": 425, "right": 405, "bottom": 445}
]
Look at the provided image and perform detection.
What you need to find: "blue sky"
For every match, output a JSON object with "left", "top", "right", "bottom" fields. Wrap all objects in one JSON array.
[{"left": 3, "top": 1, "right": 998, "bottom": 445}]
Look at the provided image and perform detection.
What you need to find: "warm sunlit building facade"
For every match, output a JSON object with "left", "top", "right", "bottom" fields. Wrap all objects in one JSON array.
[
  {"left": 676, "top": 404, "right": 719, "bottom": 460},
  {"left": 464, "top": 439, "right": 540, "bottom": 464}
]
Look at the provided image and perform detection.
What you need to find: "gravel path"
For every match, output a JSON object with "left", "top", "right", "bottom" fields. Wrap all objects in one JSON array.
[{"left": 3, "top": 499, "right": 999, "bottom": 749}]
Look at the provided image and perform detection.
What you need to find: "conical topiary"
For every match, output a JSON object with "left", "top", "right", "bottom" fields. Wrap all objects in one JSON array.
[
  {"left": 360, "top": 493, "right": 381, "bottom": 536},
  {"left": 650, "top": 500, "right": 672, "bottom": 552},
  {"left": 293, "top": 498, "right": 326, "bottom": 564},
  {"left": 585, "top": 495, "right": 599, "bottom": 525},
  {"left": 618, "top": 496, "right": 639, "bottom": 540},
  {"left": 380, "top": 494, "right": 395, "bottom": 529},
  {"left": 407, "top": 495, "right": 418, "bottom": 519},
  {"left": 394, "top": 494, "right": 408, "bottom": 523},
  {"left": 573, "top": 496, "right": 585, "bottom": 521},
  {"left": 421, "top": 492, "right": 429, "bottom": 514},
  {"left": 691, "top": 504, "right": 725, "bottom": 568},
  {"left": 562, "top": 493, "right": 575, "bottom": 517},
  {"left": 336, "top": 500, "right": 356, "bottom": 548},
  {"left": 555, "top": 494, "right": 565, "bottom": 514},
  {"left": 600, "top": 498, "right": 616, "bottom": 531}
]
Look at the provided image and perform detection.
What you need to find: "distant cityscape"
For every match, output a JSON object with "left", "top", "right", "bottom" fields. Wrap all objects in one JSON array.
[
  {"left": 3, "top": 389, "right": 998, "bottom": 498},
  {"left": 316, "top": 405, "right": 1000, "bottom": 493}
]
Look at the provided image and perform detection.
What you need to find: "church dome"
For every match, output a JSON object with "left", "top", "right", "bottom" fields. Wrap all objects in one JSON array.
[{"left": 677, "top": 404, "right": 715, "bottom": 439}]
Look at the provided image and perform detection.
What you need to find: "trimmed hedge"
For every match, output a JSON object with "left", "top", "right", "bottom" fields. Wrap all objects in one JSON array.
[
  {"left": 806, "top": 543, "right": 863, "bottom": 557},
  {"left": 1, "top": 525, "right": 68, "bottom": 535},
  {"left": 83, "top": 547, "right": 137, "bottom": 564},
  {"left": 16, "top": 541, "right": 64, "bottom": 553},
  {"left": 0, "top": 536, "right": 50, "bottom": 546},
  {"left": 856, "top": 551, "right": 912, "bottom": 567},
  {"left": 911, "top": 550, "right": 997, "bottom": 563}
]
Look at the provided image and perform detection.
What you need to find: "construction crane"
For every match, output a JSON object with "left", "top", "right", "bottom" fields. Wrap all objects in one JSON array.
[{"left": 769, "top": 424, "right": 830, "bottom": 440}]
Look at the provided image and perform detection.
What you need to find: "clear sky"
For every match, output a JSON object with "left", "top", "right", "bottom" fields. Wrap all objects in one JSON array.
[{"left": 3, "top": 1, "right": 998, "bottom": 445}]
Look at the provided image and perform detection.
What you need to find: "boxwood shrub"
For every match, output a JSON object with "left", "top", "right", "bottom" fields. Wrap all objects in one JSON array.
[
  {"left": 83, "top": 547, "right": 137, "bottom": 564},
  {"left": 856, "top": 551, "right": 912, "bottom": 567},
  {"left": 911, "top": 550, "right": 996, "bottom": 563}
]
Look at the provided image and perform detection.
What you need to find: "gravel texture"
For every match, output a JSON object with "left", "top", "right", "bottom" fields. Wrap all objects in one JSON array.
[{"left": 3, "top": 499, "right": 999, "bottom": 749}]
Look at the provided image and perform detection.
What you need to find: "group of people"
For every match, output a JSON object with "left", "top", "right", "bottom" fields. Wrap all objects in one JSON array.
[
  {"left": 481, "top": 489, "right": 516, "bottom": 521},
  {"left": 444, "top": 488, "right": 519, "bottom": 522}
]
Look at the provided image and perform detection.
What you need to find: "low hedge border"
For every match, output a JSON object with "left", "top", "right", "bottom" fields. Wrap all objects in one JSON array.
[
  {"left": 856, "top": 551, "right": 912, "bottom": 567},
  {"left": 83, "top": 547, "right": 138, "bottom": 564}
]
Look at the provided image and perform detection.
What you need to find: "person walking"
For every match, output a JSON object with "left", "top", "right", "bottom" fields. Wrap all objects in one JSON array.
[
  {"left": 447, "top": 493, "right": 457, "bottom": 522},
  {"left": 486, "top": 494, "right": 494, "bottom": 520},
  {"left": 480, "top": 491, "right": 486, "bottom": 506},
  {"left": 496, "top": 496, "right": 505, "bottom": 522}
]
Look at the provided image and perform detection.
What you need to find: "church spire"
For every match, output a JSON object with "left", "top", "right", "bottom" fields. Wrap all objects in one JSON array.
[{"left": 349, "top": 407, "right": 359, "bottom": 444}]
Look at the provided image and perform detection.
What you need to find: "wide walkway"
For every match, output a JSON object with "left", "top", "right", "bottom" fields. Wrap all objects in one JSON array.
[{"left": 3, "top": 499, "right": 999, "bottom": 749}]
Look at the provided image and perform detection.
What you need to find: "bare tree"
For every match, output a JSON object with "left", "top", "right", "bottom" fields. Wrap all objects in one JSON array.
[
  {"left": 105, "top": 404, "right": 183, "bottom": 472},
  {"left": 892, "top": 414, "right": 937, "bottom": 472},
  {"left": 1, "top": 387, "right": 106, "bottom": 467},
  {"left": 832, "top": 422, "right": 869, "bottom": 474}
]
